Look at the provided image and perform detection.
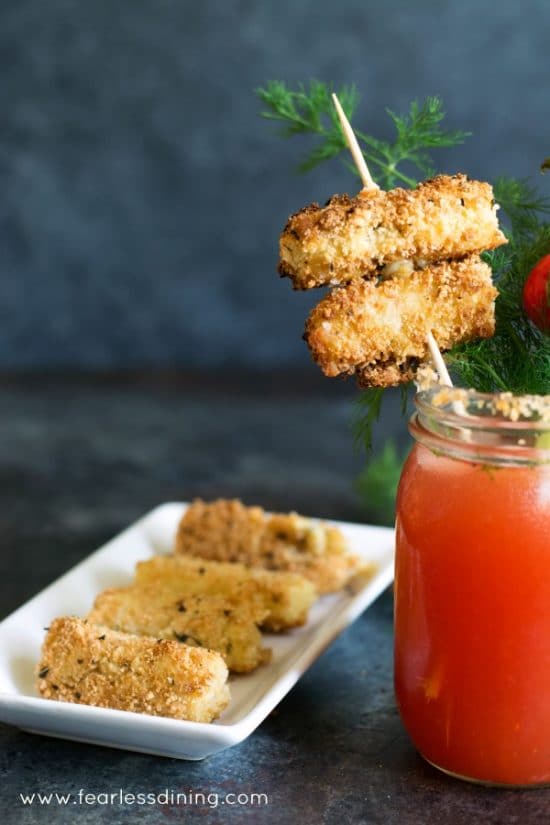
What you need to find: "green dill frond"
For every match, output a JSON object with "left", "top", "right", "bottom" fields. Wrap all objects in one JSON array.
[
  {"left": 390, "top": 97, "right": 469, "bottom": 149},
  {"left": 256, "top": 80, "right": 355, "bottom": 172},
  {"left": 257, "top": 79, "right": 359, "bottom": 130},
  {"left": 297, "top": 135, "right": 347, "bottom": 174},
  {"left": 493, "top": 176, "right": 550, "bottom": 237},
  {"left": 371, "top": 97, "right": 470, "bottom": 187},
  {"left": 257, "top": 83, "right": 469, "bottom": 187},
  {"left": 352, "top": 388, "right": 384, "bottom": 452},
  {"left": 355, "top": 439, "right": 407, "bottom": 526},
  {"left": 352, "top": 385, "right": 412, "bottom": 453}
]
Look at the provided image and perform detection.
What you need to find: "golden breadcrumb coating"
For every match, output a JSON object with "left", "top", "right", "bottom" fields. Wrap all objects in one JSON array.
[
  {"left": 135, "top": 553, "right": 317, "bottom": 631},
  {"left": 174, "top": 499, "right": 361, "bottom": 594},
  {"left": 305, "top": 255, "right": 497, "bottom": 388},
  {"left": 37, "top": 617, "right": 229, "bottom": 722},
  {"left": 279, "top": 174, "right": 506, "bottom": 289},
  {"left": 88, "top": 587, "right": 271, "bottom": 673}
]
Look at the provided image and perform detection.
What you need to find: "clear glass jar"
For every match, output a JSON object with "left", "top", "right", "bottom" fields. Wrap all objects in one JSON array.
[{"left": 394, "top": 388, "right": 550, "bottom": 786}]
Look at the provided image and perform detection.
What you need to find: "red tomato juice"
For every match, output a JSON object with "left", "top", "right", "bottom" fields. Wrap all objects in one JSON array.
[{"left": 395, "top": 443, "right": 550, "bottom": 785}]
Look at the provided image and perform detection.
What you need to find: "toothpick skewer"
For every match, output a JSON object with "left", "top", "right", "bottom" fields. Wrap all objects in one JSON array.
[
  {"left": 331, "top": 94, "right": 379, "bottom": 191},
  {"left": 426, "top": 331, "right": 453, "bottom": 387},
  {"left": 331, "top": 93, "right": 453, "bottom": 388}
]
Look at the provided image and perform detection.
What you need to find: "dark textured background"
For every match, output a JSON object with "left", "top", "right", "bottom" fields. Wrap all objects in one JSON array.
[{"left": 1, "top": 0, "right": 548, "bottom": 369}]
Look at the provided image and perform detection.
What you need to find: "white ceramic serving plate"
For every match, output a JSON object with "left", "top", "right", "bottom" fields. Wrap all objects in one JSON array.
[{"left": 0, "top": 503, "right": 394, "bottom": 760}]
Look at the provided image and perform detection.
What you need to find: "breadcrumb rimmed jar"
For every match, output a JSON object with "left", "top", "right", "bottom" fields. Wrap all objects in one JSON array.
[{"left": 395, "top": 388, "right": 550, "bottom": 786}]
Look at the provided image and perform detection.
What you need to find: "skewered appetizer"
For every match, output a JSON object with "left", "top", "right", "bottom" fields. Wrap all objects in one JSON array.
[
  {"left": 279, "top": 174, "right": 507, "bottom": 387},
  {"left": 280, "top": 175, "right": 506, "bottom": 289},
  {"left": 305, "top": 255, "right": 497, "bottom": 387}
]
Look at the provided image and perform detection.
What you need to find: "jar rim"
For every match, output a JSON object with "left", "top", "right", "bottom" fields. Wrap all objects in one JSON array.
[
  {"left": 416, "top": 386, "right": 550, "bottom": 429},
  {"left": 411, "top": 386, "right": 550, "bottom": 466}
]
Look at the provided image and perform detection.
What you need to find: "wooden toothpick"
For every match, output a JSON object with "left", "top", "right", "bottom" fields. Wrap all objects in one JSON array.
[
  {"left": 332, "top": 93, "right": 453, "bottom": 388},
  {"left": 426, "top": 330, "right": 453, "bottom": 386},
  {"left": 331, "top": 94, "right": 378, "bottom": 191}
]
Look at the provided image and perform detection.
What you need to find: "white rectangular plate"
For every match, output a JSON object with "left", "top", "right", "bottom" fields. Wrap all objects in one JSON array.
[{"left": 0, "top": 503, "right": 394, "bottom": 760}]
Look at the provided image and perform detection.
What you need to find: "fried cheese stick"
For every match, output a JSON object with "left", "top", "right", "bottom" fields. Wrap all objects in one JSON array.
[
  {"left": 174, "top": 499, "right": 362, "bottom": 594},
  {"left": 305, "top": 255, "right": 497, "bottom": 388},
  {"left": 134, "top": 553, "right": 317, "bottom": 631},
  {"left": 279, "top": 175, "right": 506, "bottom": 290},
  {"left": 37, "top": 617, "right": 230, "bottom": 722},
  {"left": 88, "top": 587, "right": 271, "bottom": 673}
]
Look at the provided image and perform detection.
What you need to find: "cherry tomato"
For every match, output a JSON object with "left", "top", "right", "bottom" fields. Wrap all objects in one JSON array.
[{"left": 523, "top": 254, "right": 550, "bottom": 333}]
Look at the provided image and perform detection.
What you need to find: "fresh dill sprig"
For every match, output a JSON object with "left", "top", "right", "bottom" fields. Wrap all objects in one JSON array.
[
  {"left": 257, "top": 81, "right": 469, "bottom": 187},
  {"left": 356, "top": 97, "right": 470, "bottom": 188},
  {"left": 257, "top": 80, "right": 355, "bottom": 173}
]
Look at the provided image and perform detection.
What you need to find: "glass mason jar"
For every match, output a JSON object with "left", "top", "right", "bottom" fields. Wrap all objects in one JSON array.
[{"left": 394, "top": 388, "right": 550, "bottom": 787}]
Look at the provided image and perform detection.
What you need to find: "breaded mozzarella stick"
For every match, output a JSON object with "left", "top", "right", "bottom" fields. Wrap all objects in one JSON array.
[
  {"left": 279, "top": 174, "right": 506, "bottom": 289},
  {"left": 37, "top": 617, "right": 230, "bottom": 722},
  {"left": 134, "top": 553, "right": 318, "bottom": 631},
  {"left": 174, "top": 499, "right": 362, "bottom": 594},
  {"left": 305, "top": 255, "right": 497, "bottom": 388},
  {"left": 88, "top": 587, "right": 271, "bottom": 673}
]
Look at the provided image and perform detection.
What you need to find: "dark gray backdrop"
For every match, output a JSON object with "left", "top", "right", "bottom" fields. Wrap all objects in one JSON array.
[{"left": 1, "top": 0, "right": 547, "bottom": 369}]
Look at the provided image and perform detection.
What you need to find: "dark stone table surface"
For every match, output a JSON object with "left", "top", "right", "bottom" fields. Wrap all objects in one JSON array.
[{"left": 0, "top": 372, "right": 548, "bottom": 825}]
